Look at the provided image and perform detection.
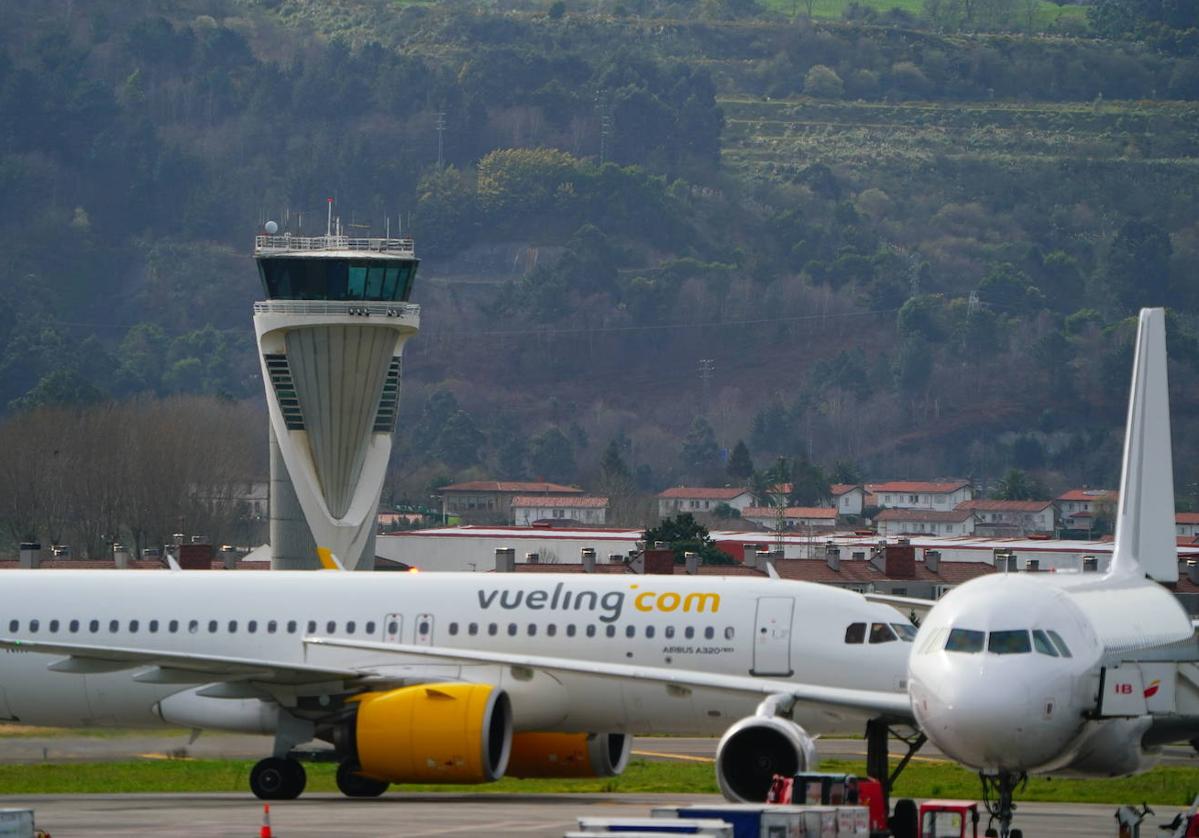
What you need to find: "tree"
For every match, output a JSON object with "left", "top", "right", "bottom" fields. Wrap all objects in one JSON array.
[
  {"left": 1102, "top": 220, "right": 1172, "bottom": 314},
  {"left": 892, "top": 337, "right": 934, "bottom": 395},
  {"left": 726, "top": 440, "right": 754, "bottom": 482},
  {"left": 529, "top": 427, "right": 576, "bottom": 483},
  {"left": 680, "top": 416, "right": 721, "bottom": 481},
  {"left": 787, "top": 458, "right": 830, "bottom": 506},
  {"left": 804, "top": 65, "right": 844, "bottom": 99},
  {"left": 643, "top": 513, "right": 732, "bottom": 565},
  {"left": 992, "top": 468, "right": 1046, "bottom": 501},
  {"left": 437, "top": 410, "right": 485, "bottom": 469},
  {"left": 548, "top": 0, "right": 566, "bottom": 19}
]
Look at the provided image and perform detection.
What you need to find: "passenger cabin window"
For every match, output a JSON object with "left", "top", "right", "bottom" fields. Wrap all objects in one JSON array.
[
  {"left": 149, "top": 620, "right": 159, "bottom": 633},
  {"left": 29, "top": 619, "right": 38, "bottom": 633},
  {"left": 169, "top": 620, "right": 178, "bottom": 633},
  {"left": 365, "top": 621, "right": 376, "bottom": 635},
  {"left": 287, "top": 621, "right": 297, "bottom": 634},
  {"left": 69, "top": 620, "right": 79, "bottom": 633},
  {"left": 845, "top": 623, "right": 866, "bottom": 644},
  {"left": 988, "top": 630, "right": 1031, "bottom": 655},
  {"left": 1031, "top": 630, "right": 1059, "bottom": 657},
  {"left": 346, "top": 621, "right": 356, "bottom": 635},
  {"left": 49, "top": 619, "right": 59, "bottom": 633},
  {"left": 268, "top": 621, "right": 278, "bottom": 634},
  {"left": 249, "top": 621, "right": 258, "bottom": 634},
  {"left": 945, "top": 628, "right": 985, "bottom": 653},
  {"left": 228, "top": 621, "right": 238, "bottom": 633},
  {"left": 90, "top": 619, "right": 100, "bottom": 633},
  {"left": 869, "top": 623, "right": 897, "bottom": 644}
]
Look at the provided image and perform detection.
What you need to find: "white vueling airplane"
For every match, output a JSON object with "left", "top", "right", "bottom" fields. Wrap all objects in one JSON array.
[
  {"left": 0, "top": 559, "right": 916, "bottom": 800},
  {"left": 908, "top": 308, "right": 1199, "bottom": 837}
]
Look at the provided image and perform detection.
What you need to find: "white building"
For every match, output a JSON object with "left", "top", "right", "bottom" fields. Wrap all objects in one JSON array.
[
  {"left": 1178, "top": 513, "right": 1199, "bottom": 539},
  {"left": 831, "top": 484, "right": 864, "bottom": 516},
  {"left": 511, "top": 495, "right": 608, "bottom": 526},
  {"left": 657, "top": 487, "right": 756, "bottom": 518},
  {"left": 254, "top": 230, "right": 420, "bottom": 570},
  {"left": 875, "top": 508, "right": 975, "bottom": 537},
  {"left": 867, "top": 481, "right": 973, "bottom": 511},
  {"left": 741, "top": 506, "right": 837, "bottom": 531},
  {"left": 1056, "top": 488, "right": 1117, "bottom": 533},
  {"left": 958, "top": 500, "right": 1055, "bottom": 537},
  {"left": 375, "top": 525, "right": 1199, "bottom": 572}
]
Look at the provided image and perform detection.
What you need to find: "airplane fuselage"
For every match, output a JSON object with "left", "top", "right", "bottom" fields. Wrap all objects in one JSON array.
[
  {"left": 0, "top": 570, "right": 911, "bottom": 737},
  {"left": 909, "top": 570, "right": 1195, "bottom": 776}
]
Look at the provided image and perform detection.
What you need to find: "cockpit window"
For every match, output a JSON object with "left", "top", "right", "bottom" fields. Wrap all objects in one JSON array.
[
  {"left": 869, "top": 623, "right": 897, "bottom": 644},
  {"left": 1031, "top": 630, "right": 1059, "bottom": 657},
  {"left": 891, "top": 623, "right": 918, "bottom": 642},
  {"left": 945, "top": 628, "right": 985, "bottom": 653},
  {"left": 988, "top": 630, "right": 1031, "bottom": 655},
  {"left": 845, "top": 623, "right": 866, "bottom": 644},
  {"left": 1047, "top": 630, "right": 1073, "bottom": 658}
]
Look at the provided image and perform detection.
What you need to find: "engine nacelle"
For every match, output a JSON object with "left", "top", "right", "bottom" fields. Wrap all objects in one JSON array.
[
  {"left": 507, "top": 732, "right": 632, "bottom": 778},
  {"left": 715, "top": 715, "right": 817, "bottom": 802},
  {"left": 351, "top": 683, "right": 512, "bottom": 784}
]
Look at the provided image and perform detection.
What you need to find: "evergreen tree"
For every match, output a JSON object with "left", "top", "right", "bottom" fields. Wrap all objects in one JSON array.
[
  {"left": 680, "top": 416, "right": 721, "bottom": 481},
  {"left": 529, "top": 427, "right": 576, "bottom": 483},
  {"left": 726, "top": 439, "right": 754, "bottom": 482}
]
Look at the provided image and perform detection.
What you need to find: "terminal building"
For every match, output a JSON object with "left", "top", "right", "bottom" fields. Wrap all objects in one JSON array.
[{"left": 253, "top": 224, "right": 420, "bottom": 570}]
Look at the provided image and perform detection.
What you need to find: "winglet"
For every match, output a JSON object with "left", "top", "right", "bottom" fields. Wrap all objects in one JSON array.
[
  {"left": 1110, "top": 308, "right": 1178, "bottom": 582},
  {"left": 316, "top": 547, "right": 345, "bottom": 571}
]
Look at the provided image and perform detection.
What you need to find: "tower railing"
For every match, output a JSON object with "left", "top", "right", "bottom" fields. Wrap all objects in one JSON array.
[
  {"left": 254, "top": 235, "right": 416, "bottom": 256},
  {"left": 253, "top": 301, "right": 420, "bottom": 317}
]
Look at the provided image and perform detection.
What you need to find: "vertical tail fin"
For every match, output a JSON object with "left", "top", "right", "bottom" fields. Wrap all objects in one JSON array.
[{"left": 1110, "top": 308, "right": 1177, "bottom": 581}]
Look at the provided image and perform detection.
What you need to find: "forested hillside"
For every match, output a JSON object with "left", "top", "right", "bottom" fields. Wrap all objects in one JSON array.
[{"left": 1, "top": 0, "right": 1198, "bottom": 545}]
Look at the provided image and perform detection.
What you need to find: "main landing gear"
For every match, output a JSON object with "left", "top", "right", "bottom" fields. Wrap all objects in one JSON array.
[
  {"left": 250, "top": 757, "right": 307, "bottom": 800},
  {"left": 980, "top": 770, "right": 1027, "bottom": 838},
  {"left": 336, "top": 761, "right": 390, "bottom": 798}
]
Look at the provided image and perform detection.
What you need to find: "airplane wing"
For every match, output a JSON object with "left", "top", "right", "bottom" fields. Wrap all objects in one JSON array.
[
  {"left": 306, "top": 637, "right": 915, "bottom": 722},
  {"left": 0, "top": 636, "right": 364, "bottom": 687}
]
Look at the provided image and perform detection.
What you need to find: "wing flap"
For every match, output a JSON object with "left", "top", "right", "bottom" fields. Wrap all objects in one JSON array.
[
  {"left": 307, "top": 638, "right": 914, "bottom": 721},
  {"left": 0, "top": 636, "right": 363, "bottom": 686}
]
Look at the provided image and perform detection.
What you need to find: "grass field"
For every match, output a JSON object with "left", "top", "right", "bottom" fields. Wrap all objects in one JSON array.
[{"left": 3, "top": 757, "right": 1199, "bottom": 806}]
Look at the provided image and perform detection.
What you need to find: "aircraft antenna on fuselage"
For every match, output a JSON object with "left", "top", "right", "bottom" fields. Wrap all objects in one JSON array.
[{"left": 1110, "top": 307, "right": 1178, "bottom": 582}]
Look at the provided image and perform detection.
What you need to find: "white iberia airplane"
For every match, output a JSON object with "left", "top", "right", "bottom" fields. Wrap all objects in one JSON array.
[
  {"left": 0, "top": 551, "right": 917, "bottom": 801},
  {"left": 908, "top": 308, "right": 1199, "bottom": 838}
]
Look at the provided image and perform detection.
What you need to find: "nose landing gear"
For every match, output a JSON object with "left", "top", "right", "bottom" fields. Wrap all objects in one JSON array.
[{"left": 980, "top": 771, "right": 1027, "bottom": 838}]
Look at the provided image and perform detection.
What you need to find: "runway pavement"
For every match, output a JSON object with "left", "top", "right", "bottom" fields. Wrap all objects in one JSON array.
[{"left": 0, "top": 792, "right": 1128, "bottom": 837}]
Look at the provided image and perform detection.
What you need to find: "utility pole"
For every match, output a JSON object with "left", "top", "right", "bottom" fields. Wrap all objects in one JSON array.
[
  {"left": 435, "top": 110, "right": 447, "bottom": 169},
  {"left": 595, "top": 92, "right": 611, "bottom": 165},
  {"left": 698, "top": 359, "right": 715, "bottom": 409}
]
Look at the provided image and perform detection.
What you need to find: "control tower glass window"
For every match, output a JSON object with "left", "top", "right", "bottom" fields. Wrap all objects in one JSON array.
[{"left": 258, "top": 258, "right": 416, "bottom": 302}]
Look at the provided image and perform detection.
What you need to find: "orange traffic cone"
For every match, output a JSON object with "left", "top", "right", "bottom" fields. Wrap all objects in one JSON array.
[{"left": 259, "top": 803, "right": 272, "bottom": 838}]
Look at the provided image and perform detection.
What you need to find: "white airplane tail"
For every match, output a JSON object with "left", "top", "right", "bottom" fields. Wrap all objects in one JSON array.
[{"left": 1110, "top": 308, "right": 1177, "bottom": 582}]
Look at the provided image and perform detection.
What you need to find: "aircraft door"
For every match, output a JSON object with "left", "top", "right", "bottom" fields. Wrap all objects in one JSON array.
[
  {"left": 415, "top": 613, "right": 434, "bottom": 645},
  {"left": 752, "top": 596, "right": 794, "bottom": 677},
  {"left": 383, "top": 614, "right": 403, "bottom": 643}
]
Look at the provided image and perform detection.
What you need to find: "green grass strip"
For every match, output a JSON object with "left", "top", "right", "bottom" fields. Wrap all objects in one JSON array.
[{"left": 0, "top": 758, "right": 1197, "bottom": 806}]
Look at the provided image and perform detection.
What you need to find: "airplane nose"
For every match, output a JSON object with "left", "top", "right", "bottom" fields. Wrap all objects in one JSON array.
[{"left": 914, "top": 663, "right": 1072, "bottom": 771}]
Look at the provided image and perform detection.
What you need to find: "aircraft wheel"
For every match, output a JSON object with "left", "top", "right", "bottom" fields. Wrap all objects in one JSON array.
[
  {"left": 250, "top": 757, "right": 307, "bottom": 800},
  {"left": 336, "top": 761, "right": 390, "bottom": 798}
]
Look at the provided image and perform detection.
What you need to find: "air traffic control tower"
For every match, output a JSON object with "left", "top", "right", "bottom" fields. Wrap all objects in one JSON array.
[{"left": 253, "top": 223, "right": 420, "bottom": 571}]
